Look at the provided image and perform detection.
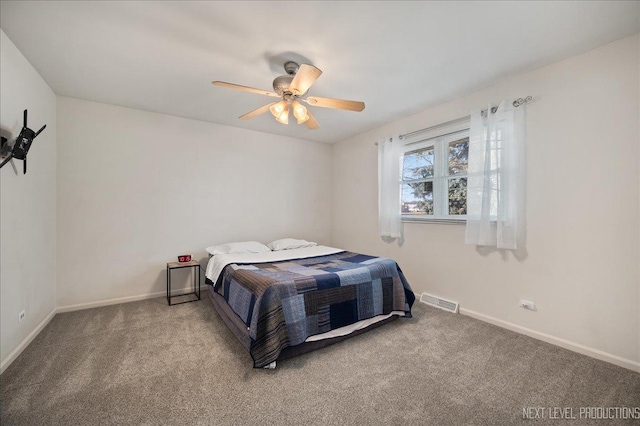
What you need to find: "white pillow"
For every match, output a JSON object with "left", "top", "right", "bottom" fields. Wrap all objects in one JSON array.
[
  {"left": 267, "top": 238, "right": 317, "bottom": 251},
  {"left": 206, "top": 241, "right": 271, "bottom": 256}
]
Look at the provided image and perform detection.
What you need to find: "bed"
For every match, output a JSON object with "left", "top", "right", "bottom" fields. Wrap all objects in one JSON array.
[{"left": 204, "top": 244, "right": 415, "bottom": 368}]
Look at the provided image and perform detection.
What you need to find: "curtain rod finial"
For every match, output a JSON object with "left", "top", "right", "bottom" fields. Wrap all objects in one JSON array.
[{"left": 513, "top": 96, "right": 533, "bottom": 107}]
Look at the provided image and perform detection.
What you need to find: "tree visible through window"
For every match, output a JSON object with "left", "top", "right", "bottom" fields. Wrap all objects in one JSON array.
[
  {"left": 401, "top": 132, "right": 469, "bottom": 220},
  {"left": 402, "top": 147, "right": 434, "bottom": 214},
  {"left": 447, "top": 138, "right": 468, "bottom": 215}
]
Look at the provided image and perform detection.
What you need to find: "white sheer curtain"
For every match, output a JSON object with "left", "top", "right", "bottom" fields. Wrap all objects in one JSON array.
[
  {"left": 378, "top": 135, "right": 403, "bottom": 238},
  {"left": 465, "top": 100, "right": 526, "bottom": 249}
]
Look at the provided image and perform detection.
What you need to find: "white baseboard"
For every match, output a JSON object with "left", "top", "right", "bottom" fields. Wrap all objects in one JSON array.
[
  {"left": 57, "top": 286, "right": 202, "bottom": 313},
  {"left": 0, "top": 307, "right": 57, "bottom": 375},
  {"left": 459, "top": 307, "right": 640, "bottom": 373}
]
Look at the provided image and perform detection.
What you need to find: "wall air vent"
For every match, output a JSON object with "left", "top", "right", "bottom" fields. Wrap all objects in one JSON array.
[{"left": 419, "top": 292, "right": 459, "bottom": 314}]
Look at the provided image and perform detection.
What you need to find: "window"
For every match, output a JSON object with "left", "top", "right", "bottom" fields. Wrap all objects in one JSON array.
[{"left": 400, "top": 129, "right": 469, "bottom": 221}]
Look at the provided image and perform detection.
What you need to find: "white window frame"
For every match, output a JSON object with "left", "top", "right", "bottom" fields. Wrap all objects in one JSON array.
[{"left": 400, "top": 121, "right": 470, "bottom": 224}]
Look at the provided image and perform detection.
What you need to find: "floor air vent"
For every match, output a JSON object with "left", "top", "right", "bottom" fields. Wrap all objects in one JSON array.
[{"left": 419, "top": 292, "right": 459, "bottom": 313}]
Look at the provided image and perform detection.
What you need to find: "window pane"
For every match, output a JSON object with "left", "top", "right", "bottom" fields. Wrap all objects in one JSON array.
[
  {"left": 403, "top": 148, "right": 434, "bottom": 180},
  {"left": 448, "top": 177, "right": 467, "bottom": 215},
  {"left": 448, "top": 138, "right": 469, "bottom": 175},
  {"left": 402, "top": 182, "right": 433, "bottom": 214}
]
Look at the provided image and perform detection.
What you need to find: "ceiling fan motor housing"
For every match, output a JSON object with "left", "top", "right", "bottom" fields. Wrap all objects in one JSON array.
[
  {"left": 272, "top": 75, "right": 294, "bottom": 96},
  {"left": 273, "top": 61, "right": 307, "bottom": 97}
]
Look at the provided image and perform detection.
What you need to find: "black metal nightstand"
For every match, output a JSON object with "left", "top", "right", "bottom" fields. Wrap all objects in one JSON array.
[{"left": 166, "top": 260, "right": 201, "bottom": 306}]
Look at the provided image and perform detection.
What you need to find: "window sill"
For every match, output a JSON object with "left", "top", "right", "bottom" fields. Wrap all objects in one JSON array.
[{"left": 401, "top": 216, "right": 466, "bottom": 225}]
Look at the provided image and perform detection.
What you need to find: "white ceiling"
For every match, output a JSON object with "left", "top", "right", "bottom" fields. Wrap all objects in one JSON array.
[{"left": 1, "top": 1, "right": 638, "bottom": 143}]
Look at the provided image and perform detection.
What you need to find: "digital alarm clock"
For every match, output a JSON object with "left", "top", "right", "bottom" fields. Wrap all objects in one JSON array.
[{"left": 178, "top": 255, "right": 192, "bottom": 263}]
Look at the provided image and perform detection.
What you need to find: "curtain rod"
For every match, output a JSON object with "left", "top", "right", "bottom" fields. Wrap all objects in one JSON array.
[
  {"left": 374, "top": 115, "right": 468, "bottom": 146},
  {"left": 399, "top": 96, "right": 532, "bottom": 140},
  {"left": 374, "top": 96, "right": 533, "bottom": 144}
]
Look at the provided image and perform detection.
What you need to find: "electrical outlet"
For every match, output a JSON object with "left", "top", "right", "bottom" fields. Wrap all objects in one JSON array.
[
  {"left": 519, "top": 299, "right": 536, "bottom": 311},
  {"left": 18, "top": 310, "right": 26, "bottom": 323}
]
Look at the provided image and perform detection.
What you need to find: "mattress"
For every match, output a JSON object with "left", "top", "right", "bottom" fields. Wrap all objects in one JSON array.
[{"left": 205, "top": 246, "right": 415, "bottom": 368}]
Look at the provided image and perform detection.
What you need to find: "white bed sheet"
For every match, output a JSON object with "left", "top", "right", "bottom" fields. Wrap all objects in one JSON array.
[
  {"left": 305, "top": 310, "right": 405, "bottom": 342},
  {"left": 205, "top": 245, "right": 344, "bottom": 284}
]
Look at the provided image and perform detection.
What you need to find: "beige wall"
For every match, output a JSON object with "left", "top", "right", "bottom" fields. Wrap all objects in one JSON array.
[
  {"left": 57, "top": 97, "right": 332, "bottom": 307},
  {"left": 331, "top": 35, "right": 640, "bottom": 365},
  {"left": 0, "top": 30, "right": 57, "bottom": 370}
]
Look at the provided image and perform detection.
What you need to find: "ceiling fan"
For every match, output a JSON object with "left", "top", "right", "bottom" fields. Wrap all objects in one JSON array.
[{"left": 212, "top": 61, "right": 365, "bottom": 130}]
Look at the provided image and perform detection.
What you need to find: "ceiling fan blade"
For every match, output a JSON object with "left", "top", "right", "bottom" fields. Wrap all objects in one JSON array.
[
  {"left": 212, "top": 81, "right": 280, "bottom": 98},
  {"left": 239, "top": 102, "right": 278, "bottom": 120},
  {"left": 305, "top": 96, "right": 365, "bottom": 112},
  {"left": 304, "top": 110, "right": 320, "bottom": 130},
  {"left": 289, "top": 64, "right": 322, "bottom": 95}
]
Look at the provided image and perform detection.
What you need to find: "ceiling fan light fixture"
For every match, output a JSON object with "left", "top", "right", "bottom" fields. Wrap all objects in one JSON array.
[
  {"left": 269, "top": 100, "right": 287, "bottom": 118},
  {"left": 275, "top": 105, "right": 289, "bottom": 124},
  {"left": 293, "top": 101, "right": 310, "bottom": 124}
]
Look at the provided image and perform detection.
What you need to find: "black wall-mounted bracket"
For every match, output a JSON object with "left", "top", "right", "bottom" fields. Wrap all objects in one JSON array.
[{"left": 0, "top": 110, "right": 46, "bottom": 175}]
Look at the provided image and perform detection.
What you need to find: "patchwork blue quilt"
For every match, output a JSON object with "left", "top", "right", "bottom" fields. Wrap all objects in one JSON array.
[{"left": 211, "top": 251, "right": 415, "bottom": 368}]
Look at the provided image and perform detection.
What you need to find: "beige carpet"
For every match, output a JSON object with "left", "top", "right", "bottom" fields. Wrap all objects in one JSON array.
[{"left": 1, "top": 297, "right": 639, "bottom": 425}]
